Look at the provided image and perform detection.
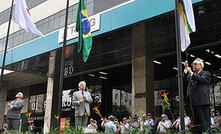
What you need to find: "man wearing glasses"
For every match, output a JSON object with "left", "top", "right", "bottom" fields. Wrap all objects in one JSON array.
[{"left": 184, "top": 59, "right": 211, "bottom": 133}]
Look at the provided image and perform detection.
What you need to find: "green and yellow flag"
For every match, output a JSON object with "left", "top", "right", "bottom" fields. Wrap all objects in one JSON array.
[
  {"left": 76, "top": 0, "right": 92, "bottom": 62},
  {"left": 178, "top": 0, "right": 196, "bottom": 52}
]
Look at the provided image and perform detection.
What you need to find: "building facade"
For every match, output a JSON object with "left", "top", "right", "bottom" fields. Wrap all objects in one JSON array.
[{"left": 0, "top": 0, "right": 220, "bottom": 133}]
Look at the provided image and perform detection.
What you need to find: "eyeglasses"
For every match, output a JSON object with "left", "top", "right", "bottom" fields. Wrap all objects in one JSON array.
[{"left": 191, "top": 63, "right": 200, "bottom": 66}]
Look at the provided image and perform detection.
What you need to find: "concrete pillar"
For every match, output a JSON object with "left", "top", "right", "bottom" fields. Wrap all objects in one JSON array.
[
  {"left": 44, "top": 51, "right": 56, "bottom": 133},
  {"left": 132, "top": 23, "right": 147, "bottom": 116},
  {"left": 132, "top": 23, "right": 154, "bottom": 116},
  {"left": 0, "top": 82, "right": 8, "bottom": 127}
]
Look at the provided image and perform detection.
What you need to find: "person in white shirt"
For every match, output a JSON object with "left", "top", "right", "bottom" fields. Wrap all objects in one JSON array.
[
  {"left": 214, "top": 110, "right": 221, "bottom": 127},
  {"left": 157, "top": 114, "right": 171, "bottom": 133},
  {"left": 175, "top": 111, "right": 191, "bottom": 131},
  {"left": 118, "top": 117, "right": 130, "bottom": 133},
  {"left": 140, "top": 113, "right": 155, "bottom": 133},
  {"left": 211, "top": 111, "right": 215, "bottom": 128},
  {"left": 102, "top": 115, "right": 118, "bottom": 134},
  {"left": 87, "top": 118, "right": 98, "bottom": 130}
]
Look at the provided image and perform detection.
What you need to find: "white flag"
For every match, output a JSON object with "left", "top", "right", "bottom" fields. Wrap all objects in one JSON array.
[
  {"left": 13, "top": 0, "right": 44, "bottom": 37},
  {"left": 179, "top": 0, "right": 196, "bottom": 52}
]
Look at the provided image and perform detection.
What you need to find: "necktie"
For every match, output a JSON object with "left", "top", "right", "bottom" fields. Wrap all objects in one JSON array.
[
  {"left": 82, "top": 91, "right": 84, "bottom": 95},
  {"left": 196, "top": 72, "right": 198, "bottom": 75}
]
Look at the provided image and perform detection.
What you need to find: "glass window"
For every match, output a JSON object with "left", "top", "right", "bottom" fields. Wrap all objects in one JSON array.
[
  {"left": 23, "top": 32, "right": 28, "bottom": 44},
  {"left": 27, "top": 32, "right": 32, "bottom": 41},
  {"left": 60, "top": 10, "right": 66, "bottom": 16},
  {"left": 14, "top": 36, "right": 19, "bottom": 45},
  {"left": 32, "top": 0, "right": 37, "bottom": 8},
  {"left": 68, "top": 11, "right": 73, "bottom": 24},
  {"left": 38, "top": 24, "right": 44, "bottom": 35},
  {"left": 87, "top": 2, "right": 93, "bottom": 16},
  {"left": 72, "top": 10, "right": 77, "bottom": 22},
  {"left": 48, "top": 20, "right": 54, "bottom": 32},
  {"left": 87, "top": 0, "right": 94, "bottom": 4},
  {"left": 54, "top": 17, "right": 60, "bottom": 30},
  {"left": 18, "top": 32, "right": 24, "bottom": 44},
  {"left": 59, "top": 15, "right": 65, "bottom": 27},
  {"left": 48, "top": 15, "right": 54, "bottom": 21},
  {"left": 43, "top": 22, "right": 48, "bottom": 34}
]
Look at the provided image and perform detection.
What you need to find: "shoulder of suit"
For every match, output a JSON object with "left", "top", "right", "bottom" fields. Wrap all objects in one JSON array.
[
  {"left": 86, "top": 91, "right": 90, "bottom": 93},
  {"left": 74, "top": 90, "right": 80, "bottom": 93},
  {"left": 201, "top": 71, "right": 211, "bottom": 75}
]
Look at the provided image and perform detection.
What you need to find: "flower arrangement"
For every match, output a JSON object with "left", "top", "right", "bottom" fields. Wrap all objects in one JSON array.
[
  {"left": 25, "top": 112, "right": 32, "bottom": 118},
  {"left": 161, "top": 92, "right": 175, "bottom": 121},
  {"left": 93, "top": 106, "right": 102, "bottom": 119}
]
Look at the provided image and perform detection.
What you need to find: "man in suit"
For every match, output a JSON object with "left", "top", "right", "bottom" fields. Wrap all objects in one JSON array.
[
  {"left": 6, "top": 92, "right": 24, "bottom": 131},
  {"left": 184, "top": 59, "right": 211, "bottom": 133},
  {"left": 73, "top": 81, "right": 93, "bottom": 128}
]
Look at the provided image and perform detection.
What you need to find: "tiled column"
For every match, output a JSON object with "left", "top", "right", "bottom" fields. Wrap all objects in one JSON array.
[
  {"left": 132, "top": 23, "right": 154, "bottom": 116},
  {"left": 44, "top": 51, "right": 56, "bottom": 133},
  {"left": 0, "top": 82, "right": 8, "bottom": 127}
]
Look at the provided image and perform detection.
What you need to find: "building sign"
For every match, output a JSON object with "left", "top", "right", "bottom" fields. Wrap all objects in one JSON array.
[
  {"left": 64, "top": 65, "right": 74, "bottom": 76},
  {"left": 27, "top": 120, "right": 34, "bottom": 123},
  {"left": 58, "top": 14, "right": 100, "bottom": 43},
  {"left": 60, "top": 118, "right": 66, "bottom": 131},
  {"left": 29, "top": 94, "right": 46, "bottom": 113},
  {"left": 135, "top": 92, "right": 146, "bottom": 98},
  {"left": 62, "top": 89, "right": 74, "bottom": 111}
]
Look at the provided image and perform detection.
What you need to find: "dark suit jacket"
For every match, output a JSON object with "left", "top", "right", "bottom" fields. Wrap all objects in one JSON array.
[
  {"left": 186, "top": 71, "right": 211, "bottom": 105},
  {"left": 7, "top": 99, "right": 24, "bottom": 119}
]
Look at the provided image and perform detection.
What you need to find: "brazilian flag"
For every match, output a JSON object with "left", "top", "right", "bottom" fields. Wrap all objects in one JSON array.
[{"left": 76, "top": 0, "right": 92, "bottom": 62}]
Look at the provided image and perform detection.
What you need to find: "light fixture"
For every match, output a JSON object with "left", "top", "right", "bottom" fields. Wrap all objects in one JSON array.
[
  {"left": 153, "top": 60, "right": 162, "bottom": 64},
  {"left": 215, "top": 54, "right": 221, "bottom": 59},
  {"left": 173, "top": 67, "right": 178, "bottom": 71},
  {"left": 0, "top": 69, "right": 14, "bottom": 76},
  {"left": 205, "top": 62, "right": 211, "bottom": 65},
  {"left": 99, "top": 76, "right": 107, "bottom": 79},
  {"left": 197, "top": 58, "right": 204, "bottom": 61},
  {"left": 190, "top": 54, "right": 195, "bottom": 58},
  {"left": 205, "top": 49, "right": 210, "bottom": 53},
  {"left": 88, "top": 74, "right": 95, "bottom": 77},
  {"left": 206, "top": 49, "right": 214, "bottom": 54},
  {"left": 198, "top": 6, "right": 206, "bottom": 16},
  {"left": 217, "top": 76, "right": 221, "bottom": 79},
  {"left": 99, "top": 71, "right": 107, "bottom": 75}
]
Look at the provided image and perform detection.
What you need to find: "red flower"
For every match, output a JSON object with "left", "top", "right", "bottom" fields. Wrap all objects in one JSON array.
[
  {"left": 161, "top": 93, "right": 168, "bottom": 100},
  {"left": 93, "top": 106, "right": 99, "bottom": 111}
]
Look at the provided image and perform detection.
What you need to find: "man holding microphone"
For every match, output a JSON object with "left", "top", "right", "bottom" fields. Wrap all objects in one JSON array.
[{"left": 73, "top": 81, "right": 93, "bottom": 128}]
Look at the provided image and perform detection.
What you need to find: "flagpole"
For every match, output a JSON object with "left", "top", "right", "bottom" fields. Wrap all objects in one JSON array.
[
  {"left": 0, "top": 0, "right": 14, "bottom": 95},
  {"left": 175, "top": 0, "right": 185, "bottom": 131},
  {"left": 58, "top": 0, "right": 69, "bottom": 126}
]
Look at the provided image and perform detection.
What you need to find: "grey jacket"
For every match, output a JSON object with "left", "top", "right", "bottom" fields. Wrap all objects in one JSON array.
[
  {"left": 73, "top": 90, "right": 93, "bottom": 116},
  {"left": 7, "top": 99, "right": 24, "bottom": 119}
]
